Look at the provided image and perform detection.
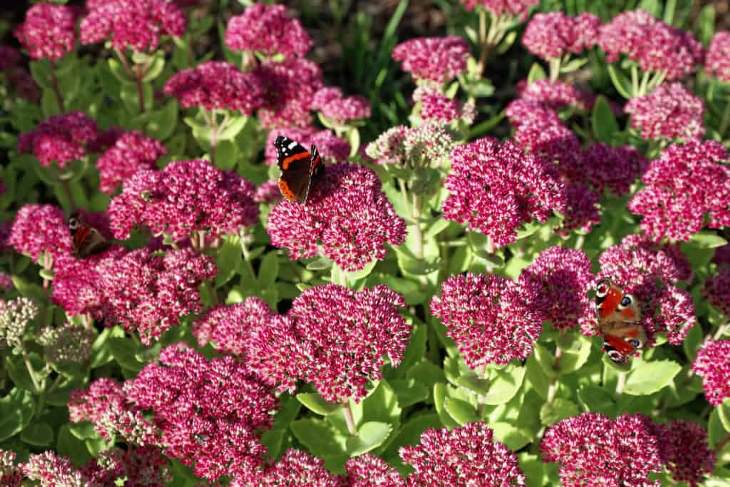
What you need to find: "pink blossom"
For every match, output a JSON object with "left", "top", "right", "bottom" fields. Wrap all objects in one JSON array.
[
  {"left": 431, "top": 273, "right": 542, "bottom": 367},
  {"left": 714, "top": 244, "right": 730, "bottom": 267},
  {"left": 7, "top": 67, "right": 40, "bottom": 102},
  {"left": 267, "top": 163, "right": 406, "bottom": 272},
  {"left": 264, "top": 127, "right": 350, "bottom": 166},
  {"left": 255, "top": 58, "right": 323, "bottom": 128},
  {"left": 706, "top": 31, "right": 730, "bottom": 82},
  {"left": 581, "top": 143, "right": 647, "bottom": 196},
  {"left": 460, "top": 0, "right": 538, "bottom": 19},
  {"left": 9, "top": 204, "right": 73, "bottom": 261},
  {"left": 0, "top": 450, "right": 23, "bottom": 487},
  {"left": 225, "top": 4, "right": 312, "bottom": 58},
  {"left": 125, "top": 344, "right": 277, "bottom": 481},
  {"left": 109, "top": 159, "right": 259, "bottom": 241},
  {"left": 442, "top": 137, "right": 566, "bottom": 248},
  {"left": 561, "top": 183, "right": 601, "bottom": 234},
  {"left": 692, "top": 340, "right": 730, "bottom": 406},
  {"left": 15, "top": 3, "right": 76, "bottom": 61},
  {"left": 244, "top": 449, "right": 341, "bottom": 486},
  {"left": 624, "top": 83, "right": 704, "bottom": 141},
  {"left": 163, "top": 61, "right": 264, "bottom": 114},
  {"left": 18, "top": 112, "right": 99, "bottom": 169},
  {"left": 541, "top": 413, "right": 663, "bottom": 486},
  {"left": 23, "top": 451, "right": 86, "bottom": 485},
  {"left": 656, "top": 421, "right": 715, "bottom": 486},
  {"left": 598, "top": 10, "right": 703, "bottom": 80},
  {"left": 311, "top": 87, "right": 371, "bottom": 124},
  {"left": 345, "top": 454, "right": 404, "bottom": 486},
  {"left": 628, "top": 140, "right": 729, "bottom": 241},
  {"left": 516, "top": 79, "right": 593, "bottom": 111},
  {"left": 254, "top": 180, "right": 283, "bottom": 204},
  {"left": 96, "top": 130, "right": 165, "bottom": 194},
  {"left": 97, "top": 247, "right": 216, "bottom": 345},
  {"left": 80, "top": 0, "right": 186, "bottom": 52},
  {"left": 392, "top": 36, "right": 470, "bottom": 83},
  {"left": 522, "top": 12, "right": 600, "bottom": 61},
  {"left": 400, "top": 422, "right": 526, "bottom": 486},
  {"left": 414, "top": 86, "right": 475, "bottom": 124},
  {"left": 705, "top": 267, "right": 730, "bottom": 316}
]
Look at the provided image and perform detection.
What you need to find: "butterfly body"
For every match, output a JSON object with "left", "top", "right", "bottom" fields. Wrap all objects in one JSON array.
[
  {"left": 274, "top": 135, "right": 322, "bottom": 203},
  {"left": 594, "top": 278, "right": 645, "bottom": 364},
  {"left": 68, "top": 212, "right": 109, "bottom": 258}
]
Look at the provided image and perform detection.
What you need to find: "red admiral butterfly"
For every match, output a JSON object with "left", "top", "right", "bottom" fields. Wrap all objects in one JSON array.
[
  {"left": 594, "top": 278, "right": 645, "bottom": 364},
  {"left": 274, "top": 135, "right": 322, "bottom": 203},
  {"left": 68, "top": 212, "right": 109, "bottom": 257}
]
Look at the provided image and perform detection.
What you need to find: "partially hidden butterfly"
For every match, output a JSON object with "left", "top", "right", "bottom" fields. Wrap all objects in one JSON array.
[
  {"left": 68, "top": 212, "right": 109, "bottom": 258},
  {"left": 594, "top": 278, "right": 645, "bottom": 364},
  {"left": 274, "top": 135, "right": 323, "bottom": 204}
]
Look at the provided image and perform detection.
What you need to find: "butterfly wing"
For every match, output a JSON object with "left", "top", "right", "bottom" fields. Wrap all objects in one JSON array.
[
  {"left": 595, "top": 278, "right": 644, "bottom": 363},
  {"left": 69, "top": 212, "right": 109, "bottom": 257},
  {"left": 275, "top": 136, "right": 319, "bottom": 203}
]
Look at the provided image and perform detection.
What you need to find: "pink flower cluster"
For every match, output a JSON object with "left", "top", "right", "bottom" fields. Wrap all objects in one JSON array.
[
  {"left": 96, "top": 130, "right": 166, "bottom": 194},
  {"left": 625, "top": 83, "right": 705, "bottom": 141},
  {"left": 431, "top": 273, "right": 542, "bottom": 367},
  {"left": 163, "top": 61, "right": 264, "bottom": 114},
  {"left": 598, "top": 10, "right": 703, "bottom": 80},
  {"left": 345, "top": 453, "right": 404, "bottom": 486},
  {"left": 366, "top": 122, "right": 455, "bottom": 166},
  {"left": 401, "top": 422, "right": 526, "bottom": 485},
  {"left": 392, "top": 36, "right": 470, "bottom": 84},
  {"left": 241, "top": 449, "right": 341, "bottom": 486},
  {"left": 225, "top": 4, "right": 312, "bottom": 59},
  {"left": 311, "top": 87, "right": 371, "bottom": 124},
  {"left": 15, "top": 3, "right": 76, "bottom": 61},
  {"left": 109, "top": 159, "right": 259, "bottom": 241},
  {"left": 460, "top": 0, "right": 538, "bottom": 19},
  {"left": 125, "top": 344, "right": 278, "bottom": 481},
  {"left": 442, "top": 137, "right": 566, "bottom": 248},
  {"left": 692, "top": 340, "right": 730, "bottom": 406},
  {"left": 18, "top": 112, "right": 99, "bottom": 169},
  {"left": 9, "top": 204, "right": 73, "bottom": 261},
  {"left": 264, "top": 127, "right": 349, "bottom": 166},
  {"left": 704, "top": 266, "right": 730, "bottom": 316},
  {"left": 707, "top": 31, "right": 730, "bottom": 82},
  {"left": 80, "top": 0, "right": 186, "bottom": 52},
  {"left": 596, "top": 234, "right": 695, "bottom": 345},
  {"left": 522, "top": 12, "right": 600, "bottom": 61},
  {"left": 97, "top": 247, "right": 216, "bottom": 344},
  {"left": 254, "top": 58, "right": 323, "bottom": 128},
  {"left": 656, "top": 421, "right": 716, "bottom": 487},
  {"left": 414, "top": 86, "right": 475, "bottom": 124},
  {"left": 628, "top": 140, "right": 729, "bottom": 242},
  {"left": 267, "top": 163, "right": 406, "bottom": 272},
  {"left": 196, "top": 284, "right": 409, "bottom": 404},
  {"left": 515, "top": 79, "right": 594, "bottom": 111}
]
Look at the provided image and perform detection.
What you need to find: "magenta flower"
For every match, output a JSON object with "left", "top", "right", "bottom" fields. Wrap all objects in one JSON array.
[
  {"left": 254, "top": 180, "right": 283, "bottom": 204},
  {"left": 518, "top": 246, "right": 595, "bottom": 330},
  {"left": 193, "top": 297, "right": 304, "bottom": 392},
  {"left": 18, "top": 112, "right": 99, "bottom": 169},
  {"left": 656, "top": 421, "right": 715, "bottom": 487},
  {"left": 707, "top": 31, "right": 730, "bottom": 82},
  {"left": 392, "top": 36, "right": 470, "bottom": 83},
  {"left": 561, "top": 183, "right": 601, "bottom": 234},
  {"left": 401, "top": 422, "right": 526, "bottom": 486},
  {"left": 97, "top": 247, "right": 216, "bottom": 345},
  {"left": 522, "top": 12, "right": 600, "bottom": 61},
  {"left": 82, "top": 447, "right": 170, "bottom": 486},
  {"left": 431, "top": 273, "right": 542, "bottom": 367},
  {"left": 109, "top": 159, "right": 259, "bottom": 241},
  {"left": 225, "top": 4, "right": 312, "bottom": 59},
  {"left": 24, "top": 451, "right": 86, "bottom": 485},
  {"left": 9, "top": 204, "right": 73, "bottom": 261},
  {"left": 581, "top": 143, "right": 647, "bottom": 196},
  {"left": 96, "top": 130, "right": 165, "bottom": 194},
  {"left": 414, "top": 86, "right": 475, "bottom": 124},
  {"left": 516, "top": 79, "right": 593, "bottom": 111},
  {"left": 705, "top": 267, "right": 730, "bottom": 316},
  {"left": 542, "top": 413, "right": 663, "bottom": 486},
  {"left": 0, "top": 450, "right": 22, "bottom": 487},
  {"left": 7, "top": 67, "right": 40, "bottom": 102},
  {"left": 267, "top": 163, "right": 406, "bottom": 272},
  {"left": 69, "top": 378, "right": 159, "bottom": 446},
  {"left": 624, "top": 83, "right": 704, "bottom": 141},
  {"left": 125, "top": 344, "right": 277, "bottom": 481},
  {"left": 15, "top": 3, "right": 76, "bottom": 61},
  {"left": 311, "top": 86, "right": 371, "bottom": 124},
  {"left": 240, "top": 449, "right": 341, "bottom": 486},
  {"left": 597, "top": 234, "right": 694, "bottom": 345},
  {"left": 345, "top": 454, "right": 404, "bottom": 486},
  {"left": 598, "top": 10, "right": 703, "bottom": 80},
  {"left": 264, "top": 127, "right": 350, "bottom": 166},
  {"left": 442, "top": 137, "right": 566, "bottom": 248},
  {"left": 715, "top": 244, "right": 730, "bottom": 267},
  {"left": 628, "top": 140, "right": 729, "bottom": 242},
  {"left": 461, "top": 0, "right": 538, "bottom": 19},
  {"left": 80, "top": 0, "right": 186, "bottom": 52},
  {"left": 692, "top": 340, "right": 730, "bottom": 406},
  {"left": 163, "top": 61, "right": 264, "bottom": 114},
  {"left": 255, "top": 58, "right": 323, "bottom": 128},
  {"left": 287, "top": 284, "right": 408, "bottom": 403}
]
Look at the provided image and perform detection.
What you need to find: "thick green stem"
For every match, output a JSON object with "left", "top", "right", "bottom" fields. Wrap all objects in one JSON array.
[
  {"left": 719, "top": 99, "right": 730, "bottom": 136},
  {"left": 23, "top": 352, "right": 42, "bottom": 393},
  {"left": 343, "top": 400, "right": 357, "bottom": 435},
  {"left": 615, "top": 371, "right": 627, "bottom": 399}
]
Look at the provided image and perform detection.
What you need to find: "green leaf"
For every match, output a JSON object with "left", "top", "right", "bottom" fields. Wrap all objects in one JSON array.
[
  {"left": 108, "top": 337, "right": 145, "bottom": 373},
  {"left": 0, "top": 388, "right": 34, "bottom": 442},
  {"left": 433, "top": 383, "right": 459, "bottom": 429},
  {"left": 296, "top": 393, "right": 341, "bottom": 416},
  {"left": 592, "top": 95, "right": 619, "bottom": 144},
  {"left": 346, "top": 421, "right": 392, "bottom": 456},
  {"left": 525, "top": 355, "right": 550, "bottom": 400},
  {"left": 218, "top": 115, "right": 248, "bottom": 141},
  {"left": 623, "top": 358, "right": 681, "bottom": 396},
  {"left": 357, "top": 380, "right": 402, "bottom": 427},
  {"left": 385, "top": 413, "right": 441, "bottom": 456},
  {"left": 689, "top": 232, "right": 727, "bottom": 249},
  {"left": 290, "top": 418, "right": 347, "bottom": 458},
  {"left": 69, "top": 421, "right": 98, "bottom": 440},
  {"left": 607, "top": 64, "right": 633, "bottom": 99},
  {"left": 697, "top": 5, "right": 716, "bottom": 45},
  {"left": 57, "top": 424, "right": 91, "bottom": 467},
  {"left": 557, "top": 335, "right": 593, "bottom": 374},
  {"left": 638, "top": 0, "right": 661, "bottom": 17},
  {"left": 389, "top": 379, "right": 429, "bottom": 408},
  {"left": 719, "top": 398, "right": 730, "bottom": 433},
  {"left": 20, "top": 421, "right": 54, "bottom": 446},
  {"left": 258, "top": 252, "right": 280, "bottom": 289},
  {"left": 527, "top": 63, "right": 547, "bottom": 83},
  {"left": 141, "top": 54, "right": 165, "bottom": 82},
  {"left": 577, "top": 385, "right": 616, "bottom": 415},
  {"left": 708, "top": 407, "right": 729, "bottom": 447},
  {"left": 482, "top": 364, "right": 527, "bottom": 405},
  {"left": 444, "top": 397, "right": 478, "bottom": 425},
  {"left": 5, "top": 355, "right": 37, "bottom": 392},
  {"left": 540, "top": 398, "right": 579, "bottom": 426},
  {"left": 213, "top": 140, "right": 238, "bottom": 170},
  {"left": 491, "top": 421, "right": 532, "bottom": 450},
  {"left": 215, "top": 236, "right": 242, "bottom": 288}
]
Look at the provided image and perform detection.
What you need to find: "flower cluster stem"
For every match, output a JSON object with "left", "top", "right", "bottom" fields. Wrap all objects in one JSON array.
[
  {"left": 50, "top": 63, "right": 65, "bottom": 113},
  {"left": 343, "top": 400, "right": 357, "bottom": 435}
]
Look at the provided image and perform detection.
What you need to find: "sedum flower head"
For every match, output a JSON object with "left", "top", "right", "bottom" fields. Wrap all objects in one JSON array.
[
  {"left": 9, "top": 204, "right": 73, "bottom": 262},
  {"left": 581, "top": 143, "right": 647, "bottom": 196},
  {"left": 18, "top": 112, "right": 99, "bottom": 169},
  {"left": 624, "top": 83, "right": 704, "bottom": 141},
  {"left": 414, "top": 87, "right": 475, "bottom": 124},
  {"left": 96, "top": 130, "right": 166, "bottom": 194},
  {"left": 0, "top": 449, "right": 23, "bottom": 487},
  {"left": 707, "top": 31, "right": 730, "bottom": 82},
  {"left": 461, "top": 0, "right": 538, "bottom": 19},
  {"left": 24, "top": 451, "right": 86, "bottom": 486},
  {"left": 0, "top": 297, "right": 38, "bottom": 352},
  {"left": 242, "top": 449, "right": 341, "bottom": 486},
  {"left": 656, "top": 420, "right": 715, "bottom": 487},
  {"left": 38, "top": 323, "right": 95, "bottom": 366},
  {"left": 392, "top": 36, "right": 469, "bottom": 84},
  {"left": 311, "top": 86, "right": 371, "bottom": 124},
  {"left": 400, "top": 422, "right": 526, "bottom": 486},
  {"left": 431, "top": 273, "right": 543, "bottom": 367},
  {"left": 704, "top": 266, "right": 730, "bottom": 316},
  {"left": 15, "top": 3, "right": 76, "bottom": 61},
  {"left": 522, "top": 12, "right": 600, "bottom": 61},
  {"left": 692, "top": 340, "right": 730, "bottom": 406},
  {"left": 225, "top": 4, "right": 312, "bottom": 58},
  {"left": 255, "top": 58, "right": 323, "bottom": 128},
  {"left": 345, "top": 454, "right": 404, "bottom": 486}
]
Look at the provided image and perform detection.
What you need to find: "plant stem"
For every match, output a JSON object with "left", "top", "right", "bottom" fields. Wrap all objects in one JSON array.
[
  {"left": 203, "top": 110, "right": 219, "bottom": 165},
  {"left": 630, "top": 65, "right": 639, "bottom": 97},
  {"left": 615, "top": 371, "right": 627, "bottom": 398},
  {"left": 50, "top": 63, "right": 64, "bottom": 113},
  {"left": 549, "top": 57, "right": 561, "bottom": 82},
  {"left": 411, "top": 193, "right": 424, "bottom": 260},
  {"left": 134, "top": 64, "right": 146, "bottom": 113},
  {"left": 343, "top": 400, "right": 357, "bottom": 435},
  {"left": 23, "top": 352, "right": 42, "bottom": 393},
  {"left": 59, "top": 178, "right": 77, "bottom": 211},
  {"left": 719, "top": 99, "right": 730, "bottom": 137},
  {"left": 240, "top": 233, "right": 257, "bottom": 281}
]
